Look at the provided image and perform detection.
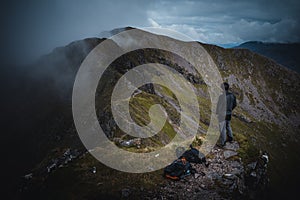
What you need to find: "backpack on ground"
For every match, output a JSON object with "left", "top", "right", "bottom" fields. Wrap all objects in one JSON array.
[
  {"left": 181, "top": 145, "right": 207, "bottom": 165},
  {"left": 163, "top": 157, "right": 194, "bottom": 180}
]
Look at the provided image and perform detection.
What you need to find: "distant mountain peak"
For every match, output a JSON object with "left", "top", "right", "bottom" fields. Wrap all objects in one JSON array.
[
  {"left": 99, "top": 26, "right": 135, "bottom": 38},
  {"left": 233, "top": 41, "right": 300, "bottom": 73}
]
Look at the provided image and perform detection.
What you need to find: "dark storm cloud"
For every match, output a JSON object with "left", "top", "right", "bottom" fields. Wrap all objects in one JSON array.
[{"left": 1, "top": 0, "right": 299, "bottom": 64}]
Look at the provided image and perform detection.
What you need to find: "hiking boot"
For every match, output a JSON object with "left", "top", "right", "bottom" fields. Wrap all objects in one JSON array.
[
  {"left": 216, "top": 143, "right": 225, "bottom": 148},
  {"left": 227, "top": 136, "right": 233, "bottom": 143}
]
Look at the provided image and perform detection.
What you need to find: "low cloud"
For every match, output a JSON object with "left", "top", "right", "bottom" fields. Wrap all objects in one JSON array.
[
  {"left": 2, "top": 0, "right": 299, "bottom": 64},
  {"left": 148, "top": 0, "right": 300, "bottom": 45}
]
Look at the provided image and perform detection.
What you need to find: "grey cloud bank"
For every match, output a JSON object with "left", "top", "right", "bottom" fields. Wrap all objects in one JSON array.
[
  {"left": 148, "top": 0, "right": 300, "bottom": 45},
  {"left": 1, "top": 0, "right": 299, "bottom": 64}
]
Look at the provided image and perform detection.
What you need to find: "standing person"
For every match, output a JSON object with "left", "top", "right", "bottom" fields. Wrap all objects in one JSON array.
[{"left": 216, "top": 82, "right": 237, "bottom": 147}]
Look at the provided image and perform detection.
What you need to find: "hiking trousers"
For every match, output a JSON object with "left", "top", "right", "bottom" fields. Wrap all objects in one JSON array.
[{"left": 219, "top": 119, "right": 233, "bottom": 145}]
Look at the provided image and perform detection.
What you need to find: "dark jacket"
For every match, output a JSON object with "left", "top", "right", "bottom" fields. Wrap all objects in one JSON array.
[{"left": 216, "top": 91, "right": 237, "bottom": 121}]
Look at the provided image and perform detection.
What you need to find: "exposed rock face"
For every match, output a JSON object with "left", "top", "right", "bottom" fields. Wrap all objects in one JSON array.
[
  {"left": 113, "top": 137, "right": 141, "bottom": 148},
  {"left": 244, "top": 152, "right": 269, "bottom": 199}
]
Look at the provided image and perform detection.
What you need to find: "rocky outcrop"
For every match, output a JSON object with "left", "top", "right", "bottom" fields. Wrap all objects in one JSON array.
[{"left": 141, "top": 142, "right": 269, "bottom": 200}]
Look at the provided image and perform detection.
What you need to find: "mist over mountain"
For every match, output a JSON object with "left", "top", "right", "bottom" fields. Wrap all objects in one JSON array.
[
  {"left": 2, "top": 28, "right": 300, "bottom": 199},
  {"left": 234, "top": 41, "right": 300, "bottom": 73}
]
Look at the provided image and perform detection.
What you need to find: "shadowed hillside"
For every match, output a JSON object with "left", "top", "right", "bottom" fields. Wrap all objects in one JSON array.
[{"left": 234, "top": 41, "right": 300, "bottom": 73}]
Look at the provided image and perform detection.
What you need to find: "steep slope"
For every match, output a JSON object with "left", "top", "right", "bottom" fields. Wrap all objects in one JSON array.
[
  {"left": 205, "top": 43, "right": 299, "bottom": 127},
  {"left": 4, "top": 29, "right": 300, "bottom": 199},
  {"left": 234, "top": 41, "right": 300, "bottom": 73}
]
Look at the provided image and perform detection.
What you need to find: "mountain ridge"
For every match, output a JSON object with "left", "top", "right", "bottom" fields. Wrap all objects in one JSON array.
[
  {"left": 234, "top": 41, "right": 300, "bottom": 73},
  {"left": 3, "top": 28, "right": 300, "bottom": 199}
]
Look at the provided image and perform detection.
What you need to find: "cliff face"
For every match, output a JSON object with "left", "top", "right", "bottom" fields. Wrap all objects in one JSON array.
[{"left": 4, "top": 29, "right": 300, "bottom": 199}]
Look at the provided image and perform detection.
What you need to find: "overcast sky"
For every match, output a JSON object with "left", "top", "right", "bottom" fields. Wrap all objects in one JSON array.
[{"left": 2, "top": 0, "right": 300, "bottom": 64}]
